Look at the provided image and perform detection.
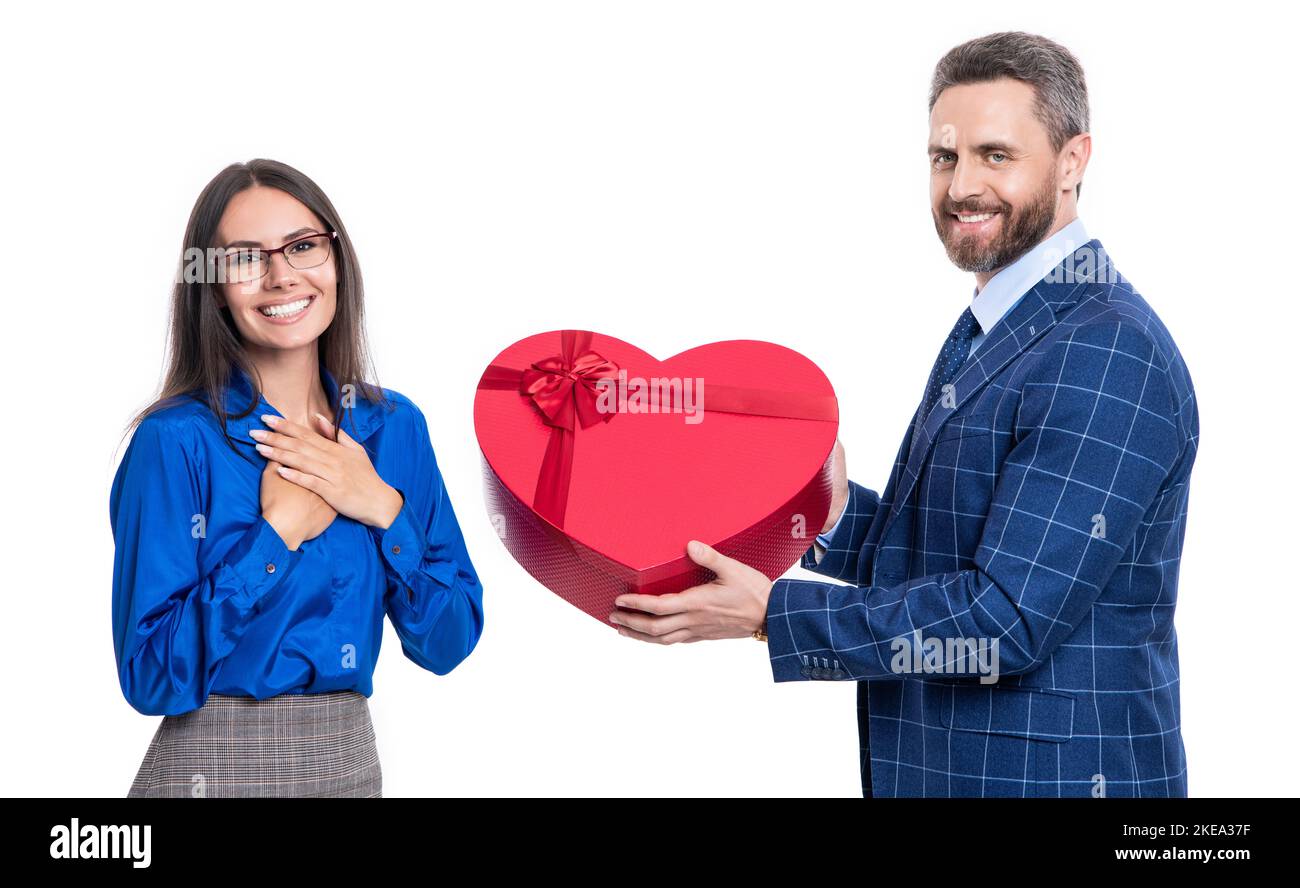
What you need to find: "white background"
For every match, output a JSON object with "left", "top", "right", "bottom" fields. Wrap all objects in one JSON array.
[{"left": 1, "top": 0, "right": 1294, "bottom": 797}]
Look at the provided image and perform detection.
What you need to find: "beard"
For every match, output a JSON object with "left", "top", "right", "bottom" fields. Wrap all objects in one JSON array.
[{"left": 933, "top": 171, "right": 1058, "bottom": 274}]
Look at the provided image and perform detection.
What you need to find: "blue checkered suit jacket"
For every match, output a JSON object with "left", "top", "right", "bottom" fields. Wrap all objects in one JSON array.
[{"left": 766, "top": 239, "right": 1199, "bottom": 797}]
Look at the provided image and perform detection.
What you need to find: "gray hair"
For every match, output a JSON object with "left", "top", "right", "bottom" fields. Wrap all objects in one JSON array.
[{"left": 929, "top": 31, "right": 1089, "bottom": 198}]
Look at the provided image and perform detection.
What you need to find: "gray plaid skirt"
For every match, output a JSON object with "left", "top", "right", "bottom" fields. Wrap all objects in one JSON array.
[{"left": 127, "top": 690, "right": 382, "bottom": 798}]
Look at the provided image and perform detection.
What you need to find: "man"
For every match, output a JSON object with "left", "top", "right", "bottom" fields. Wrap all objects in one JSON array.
[{"left": 609, "top": 31, "right": 1199, "bottom": 798}]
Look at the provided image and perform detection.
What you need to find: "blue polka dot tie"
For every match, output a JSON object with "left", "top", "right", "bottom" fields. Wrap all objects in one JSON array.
[{"left": 918, "top": 306, "right": 980, "bottom": 424}]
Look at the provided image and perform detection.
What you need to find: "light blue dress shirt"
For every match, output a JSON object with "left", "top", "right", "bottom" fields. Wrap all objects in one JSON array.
[
  {"left": 815, "top": 217, "right": 1089, "bottom": 550},
  {"left": 110, "top": 364, "right": 485, "bottom": 716}
]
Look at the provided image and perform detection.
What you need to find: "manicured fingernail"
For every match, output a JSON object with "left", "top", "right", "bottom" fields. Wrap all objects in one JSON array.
[
  {"left": 249, "top": 429, "right": 267, "bottom": 440},
  {"left": 255, "top": 443, "right": 271, "bottom": 456},
  {"left": 261, "top": 414, "right": 279, "bottom": 425}
]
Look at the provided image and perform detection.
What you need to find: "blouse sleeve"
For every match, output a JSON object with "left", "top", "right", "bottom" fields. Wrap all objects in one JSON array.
[
  {"left": 368, "top": 403, "right": 485, "bottom": 675},
  {"left": 109, "top": 416, "right": 303, "bottom": 716}
]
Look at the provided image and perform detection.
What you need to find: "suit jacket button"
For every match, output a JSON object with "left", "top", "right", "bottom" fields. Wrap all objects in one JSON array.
[
  {"left": 392, "top": 544, "right": 401, "bottom": 555},
  {"left": 265, "top": 562, "right": 276, "bottom": 573}
]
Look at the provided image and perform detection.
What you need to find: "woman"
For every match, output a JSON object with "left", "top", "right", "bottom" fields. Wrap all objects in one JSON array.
[{"left": 111, "top": 158, "right": 485, "bottom": 797}]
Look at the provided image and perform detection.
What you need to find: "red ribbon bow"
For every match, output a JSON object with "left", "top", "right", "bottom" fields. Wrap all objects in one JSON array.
[{"left": 519, "top": 349, "right": 620, "bottom": 431}]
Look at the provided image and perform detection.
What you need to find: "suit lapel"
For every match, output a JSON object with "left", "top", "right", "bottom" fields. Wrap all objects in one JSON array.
[{"left": 877, "top": 238, "right": 1110, "bottom": 548}]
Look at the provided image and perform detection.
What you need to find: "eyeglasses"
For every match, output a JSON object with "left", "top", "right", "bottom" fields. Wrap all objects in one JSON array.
[{"left": 219, "top": 231, "right": 338, "bottom": 283}]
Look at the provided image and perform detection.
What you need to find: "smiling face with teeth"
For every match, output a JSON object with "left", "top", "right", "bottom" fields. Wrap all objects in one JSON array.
[
  {"left": 927, "top": 78, "right": 1090, "bottom": 285},
  {"left": 213, "top": 185, "right": 338, "bottom": 354}
]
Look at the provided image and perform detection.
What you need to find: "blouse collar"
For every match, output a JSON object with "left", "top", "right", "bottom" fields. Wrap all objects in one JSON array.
[{"left": 217, "top": 363, "right": 388, "bottom": 448}]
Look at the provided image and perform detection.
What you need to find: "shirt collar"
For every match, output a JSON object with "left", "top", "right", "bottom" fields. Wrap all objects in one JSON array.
[
  {"left": 218, "top": 363, "right": 387, "bottom": 447},
  {"left": 969, "top": 217, "right": 1089, "bottom": 336}
]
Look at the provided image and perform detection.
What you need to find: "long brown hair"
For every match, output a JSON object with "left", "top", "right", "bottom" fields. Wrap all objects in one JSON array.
[{"left": 124, "top": 158, "right": 389, "bottom": 458}]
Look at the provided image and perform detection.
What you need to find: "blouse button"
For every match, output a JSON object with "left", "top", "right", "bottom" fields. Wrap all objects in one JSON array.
[
  {"left": 265, "top": 562, "right": 276, "bottom": 573},
  {"left": 391, "top": 545, "right": 401, "bottom": 555}
]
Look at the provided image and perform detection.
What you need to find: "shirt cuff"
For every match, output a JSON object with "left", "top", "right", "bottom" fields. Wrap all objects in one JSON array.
[
  {"left": 368, "top": 488, "right": 429, "bottom": 589},
  {"left": 810, "top": 539, "right": 827, "bottom": 565},
  {"left": 815, "top": 501, "right": 848, "bottom": 549},
  {"left": 225, "top": 515, "right": 300, "bottom": 605}
]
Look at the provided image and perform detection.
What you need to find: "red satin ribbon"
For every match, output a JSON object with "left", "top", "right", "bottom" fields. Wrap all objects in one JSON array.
[{"left": 478, "top": 329, "right": 837, "bottom": 528}]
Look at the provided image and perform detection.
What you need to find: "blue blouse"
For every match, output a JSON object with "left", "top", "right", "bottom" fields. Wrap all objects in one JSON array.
[{"left": 110, "top": 365, "right": 485, "bottom": 716}]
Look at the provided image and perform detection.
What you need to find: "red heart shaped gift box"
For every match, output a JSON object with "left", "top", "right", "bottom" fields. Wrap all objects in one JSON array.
[{"left": 474, "top": 329, "right": 838, "bottom": 625}]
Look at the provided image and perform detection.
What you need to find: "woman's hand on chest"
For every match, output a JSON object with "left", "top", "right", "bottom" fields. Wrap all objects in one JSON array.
[{"left": 250, "top": 413, "right": 404, "bottom": 531}]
